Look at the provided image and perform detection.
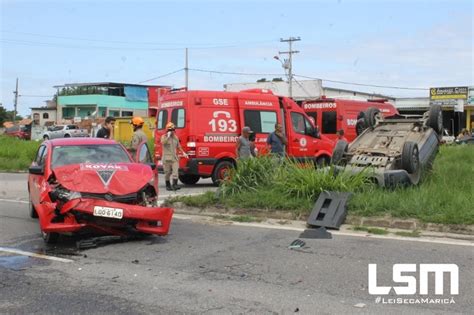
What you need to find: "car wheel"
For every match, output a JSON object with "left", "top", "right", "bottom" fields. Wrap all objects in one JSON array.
[
  {"left": 363, "top": 107, "right": 381, "bottom": 128},
  {"left": 42, "top": 231, "right": 59, "bottom": 244},
  {"left": 64, "top": 134, "right": 71, "bottom": 138},
  {"left": 331, "top": 140, "right": 349, "bottom": 165},
  {"left": 29, "top": 200, "right": 38, "bottom": 219},
  {"left": 211, "top": 161, "right": 234, "bottom": 186},
  {"left": 43, "top": 135, "right": 49, "bottom": 140},
  {"left": 401, "top": 141, "right": 419, "bottom": 174},
  {"left": 179, "top": 174, "right": 200, "bottom": 185},
  {"left": 355, "top": 118, "right": 367, "bottom": 136},
  {"left": 427, "top": 105, "right": 443, "bottom": 135},
  {"left": 316, "top": 156, "right": 330, "bottom": 168}
]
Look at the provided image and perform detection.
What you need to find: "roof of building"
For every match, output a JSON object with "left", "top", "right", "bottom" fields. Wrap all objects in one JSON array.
[
  {"left": 323, "top": 86, "right": 394, "bottom": 100},
  {"left": 53, "top": 82, "right": 170, "bottom": 89},
  {"left": 30, "top": 107, "right": 57, "bottom": 110}
]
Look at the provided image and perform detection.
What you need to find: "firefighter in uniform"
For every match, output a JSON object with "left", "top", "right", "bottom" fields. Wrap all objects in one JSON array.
[
  {"left": 130, "top": 116, "right": 148, "bottom": 154},
  {"left": 161, "top": 122, "right": 188, "bottom": 191}
]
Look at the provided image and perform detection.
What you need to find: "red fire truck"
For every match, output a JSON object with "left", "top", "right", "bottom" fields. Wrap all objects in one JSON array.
[
  {"left": 301, "top": 97, "right": 398, "bottom": 142},
  {"left": 154, "top": 89, "right": 334, "bottom": 185}
]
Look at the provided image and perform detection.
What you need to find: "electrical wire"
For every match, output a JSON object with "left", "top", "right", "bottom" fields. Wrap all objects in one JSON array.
[
  {"left": 294, "top": 74, "right": 428, "bottom": 91},
  {"left": 139, "top": 68, "right": 184, "bottom": 83},
  {"left": 188, "top": 68, "right": 285, "bottom": 77}
]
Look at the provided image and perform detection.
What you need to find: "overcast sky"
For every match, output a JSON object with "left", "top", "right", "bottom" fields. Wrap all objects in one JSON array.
[{"left": 1, "top": 0, "right": 473, "bottom": 116}]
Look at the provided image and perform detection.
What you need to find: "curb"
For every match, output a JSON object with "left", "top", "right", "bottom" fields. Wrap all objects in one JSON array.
[{"left": 169, "top": 203, "right": 474, "bottom": 239}]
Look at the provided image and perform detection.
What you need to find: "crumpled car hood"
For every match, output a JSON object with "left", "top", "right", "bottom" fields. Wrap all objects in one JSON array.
[{"left": 52, "top": 163, "right": 153, "bottom": 195}]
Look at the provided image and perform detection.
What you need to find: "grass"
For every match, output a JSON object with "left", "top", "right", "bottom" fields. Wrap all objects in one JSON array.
[
  {"left": 0, "top": 136, "right": 41, "bottom": 171},
  {"left": 349, "top": 145, "right": 474, "bottom": 225},
  {"left": 168, "top": 146, "right": 474, "bottom": 226},
  {"left": 352, "top": 226, "right": 389, "bottom": 235}
]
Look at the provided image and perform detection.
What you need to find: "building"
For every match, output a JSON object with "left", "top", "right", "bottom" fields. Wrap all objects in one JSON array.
[
  {"left": 224, "top": 80, "right": 395, "bottom": 102},
  {"left": 54, "top": 82, "right": 169, "bottom": 122},
  {"left": 30, "top": 101, "right": 58, "bottom": 126},
  {"left": 395, "top": 86, "right": 474, "bottom": 136}
]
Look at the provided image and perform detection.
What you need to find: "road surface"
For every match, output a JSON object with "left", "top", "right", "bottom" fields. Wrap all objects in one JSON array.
[{"left": 1, "top": 173, "right": 472, "bottom": 314}]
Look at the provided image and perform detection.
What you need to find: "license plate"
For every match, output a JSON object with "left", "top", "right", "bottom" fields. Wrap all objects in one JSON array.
[{"left": 93, "top": 206, "right": 123, "bottom": 219}]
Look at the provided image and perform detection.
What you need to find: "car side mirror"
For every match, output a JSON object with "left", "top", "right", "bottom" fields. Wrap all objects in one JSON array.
[{"left": 29, "top": 165, "right": 44, "bottom": 175}]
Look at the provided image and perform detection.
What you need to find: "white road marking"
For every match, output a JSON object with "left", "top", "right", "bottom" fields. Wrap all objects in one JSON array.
[
  {"left": 173, "top": 214, "right": 474, "bottom": 247},
  {"left": 0, "top": 198, "right": 29, "bottom": 204},
  {"left": 0, "top": 247, "right": 73, "bottom": 263}
]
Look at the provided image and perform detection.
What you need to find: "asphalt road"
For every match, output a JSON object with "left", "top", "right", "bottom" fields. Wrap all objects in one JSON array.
[{"left": 1, "top": 173, "right": 473, "bottom": 314}]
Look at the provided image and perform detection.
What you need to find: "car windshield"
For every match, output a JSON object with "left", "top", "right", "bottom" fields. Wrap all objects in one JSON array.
[{"left": 51, "top": 144, "right": 132, "bottom": 168}]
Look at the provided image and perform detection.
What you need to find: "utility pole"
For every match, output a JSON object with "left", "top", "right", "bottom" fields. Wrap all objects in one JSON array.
[
  {"left": 13, "top": 78, "right": 19, "bottom": 124},
  {"left": 279, "top": 37, "right": 300, "bottom": 98},
  {"left": 185, "top": 48, "right": 189, "bottom": 90}
]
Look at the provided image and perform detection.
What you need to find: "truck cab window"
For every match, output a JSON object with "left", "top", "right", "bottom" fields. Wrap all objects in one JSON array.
[
  {"left": 322, "top": 111, "right": 337, "bottom": 134},
  {"left": 157, "top": 110, "right": 168, "bottom": 130},
  {"left": 291, "top": 112, "right": 317, "bottom": 137},
  {"left": 171, "top": 108, "right": 185, "bottom": 128}
]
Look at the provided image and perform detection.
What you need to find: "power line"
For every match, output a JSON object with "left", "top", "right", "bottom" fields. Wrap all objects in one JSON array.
[
  {"left": 292, "top": 78, "right": 313, "bottom": 97},
  {"left": 294, "top": 74, "right": 428, "bottom": 91},
  {"left": 139, "top": 68, "right": 184, "bottom": 83},
  {"left": 279, "top": 37, "right": 300, "bottom": 97},
  {"left": 188, "top": 68, "right": 285, "bottom": 77}
]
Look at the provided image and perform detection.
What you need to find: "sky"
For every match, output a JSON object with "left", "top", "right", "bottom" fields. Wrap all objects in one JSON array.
[{"left": 1, "top": 0, "right": 473, "bottom": 116}]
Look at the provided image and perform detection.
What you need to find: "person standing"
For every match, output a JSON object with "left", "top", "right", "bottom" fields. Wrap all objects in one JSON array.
[
  {"left": 130, "top": 116, "right": 148, "bottom": 154},
  {"left": 236, "top": 126, "right": 254, "bottom": 159},
  {"left": 336, "top": 129, "right": 348, "bottom": 142},
  {"left": 266, "top": 123, "right": 287, "bottom": 156},
  {"left": 96, "top": 116, "right": 115, "bottom": 139},
  {"left": 161, "top": 122, "right": 188, "bottom": 191}
]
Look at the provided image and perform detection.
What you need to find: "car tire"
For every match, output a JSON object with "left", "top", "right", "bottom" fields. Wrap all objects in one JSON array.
[
  {"left": 428, "top": 105, "right": 443, "bottom": 135},
  {"left": 64, "top": 134, "right": 71, "bottom": 138},
  {"left": 355, "top": 118, "right": 367, "bottom": 136},
  {"left": 211, "top": 161, "right": 234, "bottom": 186},
  {"left": 363, "top": 107, "right": 381, "bottom": 128},
  {"left": 331, "top": 140, "right": 349, "bottom": 165},
  {"left": 29, "top": 200, "right": 38, "bottom": 219},
  {"left": 316, "top": 156, "right": 330, "bottom": 168},
  {"left": 179, "top": 174, "right": 200, "bottom": 185},
  {"left": 42, "top": 231, "right": 59, "bottom": 244},
  {"left": 43, "top": 135, "right": 49, "bottom": 140},
  {"left": 401, "top": 141, "right": 419, "bottom": 174}
]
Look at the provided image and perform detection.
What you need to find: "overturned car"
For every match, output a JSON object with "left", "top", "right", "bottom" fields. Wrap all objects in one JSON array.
[
  {"left": 28, "top": 138, "right": 173, "bottom": 243},
  {"left": 331, "top": 105, "right": 443, "bottom": 187}
]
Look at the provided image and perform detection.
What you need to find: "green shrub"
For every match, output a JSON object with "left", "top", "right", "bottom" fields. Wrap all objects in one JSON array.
[{"left": 0, "top": 136, "right": 40, "bottom": 171}]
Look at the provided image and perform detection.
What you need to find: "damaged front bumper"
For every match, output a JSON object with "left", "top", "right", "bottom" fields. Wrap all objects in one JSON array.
[{"left": 36, "top": 197, "right": 173, "bottom": 236}]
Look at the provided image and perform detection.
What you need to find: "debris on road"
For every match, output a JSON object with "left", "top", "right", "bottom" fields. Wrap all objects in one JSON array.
[{"left": 288, "top": 239, "right": 306, "bottom": 249}]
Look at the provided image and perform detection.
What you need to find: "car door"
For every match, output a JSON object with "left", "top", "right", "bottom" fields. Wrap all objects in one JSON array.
[
  {"left": 287, "top": 111, "right": 317, "bottom": 161},
  {"left": 29, "top": 145, "right": 47, "bottom": 205}
]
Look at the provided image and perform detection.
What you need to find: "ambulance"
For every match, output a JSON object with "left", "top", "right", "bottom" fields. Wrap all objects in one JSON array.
[
  {"left": 155, "top": 89, "right": 334, "bottom": 185},
  {"left": 301, "top": 97, "right": 398, "bottom": 142}
]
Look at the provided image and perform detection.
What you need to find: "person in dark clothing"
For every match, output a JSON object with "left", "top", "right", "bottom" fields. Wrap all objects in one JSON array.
[
  {"left": 96, "top": 116, "right": 116, "bottom": 139},
  {"left": 266, "top": 123, "right": 287, "bottom": 156}
]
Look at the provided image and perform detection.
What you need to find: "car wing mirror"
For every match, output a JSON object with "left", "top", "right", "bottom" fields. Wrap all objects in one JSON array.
[{"left": 29, "top": 165, "right": 44, "bottom": 175}]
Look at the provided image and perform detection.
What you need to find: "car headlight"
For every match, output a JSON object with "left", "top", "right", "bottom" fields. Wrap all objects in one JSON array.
[{"left": 49, "top": 187, "right": 82, "bottom": 202}]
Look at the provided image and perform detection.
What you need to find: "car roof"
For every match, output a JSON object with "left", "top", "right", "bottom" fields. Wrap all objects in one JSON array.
[{"left": 48, "top": 138, "right": 119, "bottom": 146}]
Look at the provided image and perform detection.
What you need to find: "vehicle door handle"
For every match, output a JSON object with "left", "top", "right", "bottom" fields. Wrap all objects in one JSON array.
[{"left": 293, "top": 139, "right": 300, "bottom": 142}]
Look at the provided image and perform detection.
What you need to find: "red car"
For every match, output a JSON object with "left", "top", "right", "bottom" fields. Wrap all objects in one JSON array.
[
  {"left": 4, "top": 125, "right": 31, "bottom": 140},
  {"left": 28, "top": 137, "right": 173, "bottom": 244}
]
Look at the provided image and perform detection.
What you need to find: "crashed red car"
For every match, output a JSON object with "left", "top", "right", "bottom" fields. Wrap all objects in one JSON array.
[{"left": 28, "top": 137, "right": 173, "bottom": 244}]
